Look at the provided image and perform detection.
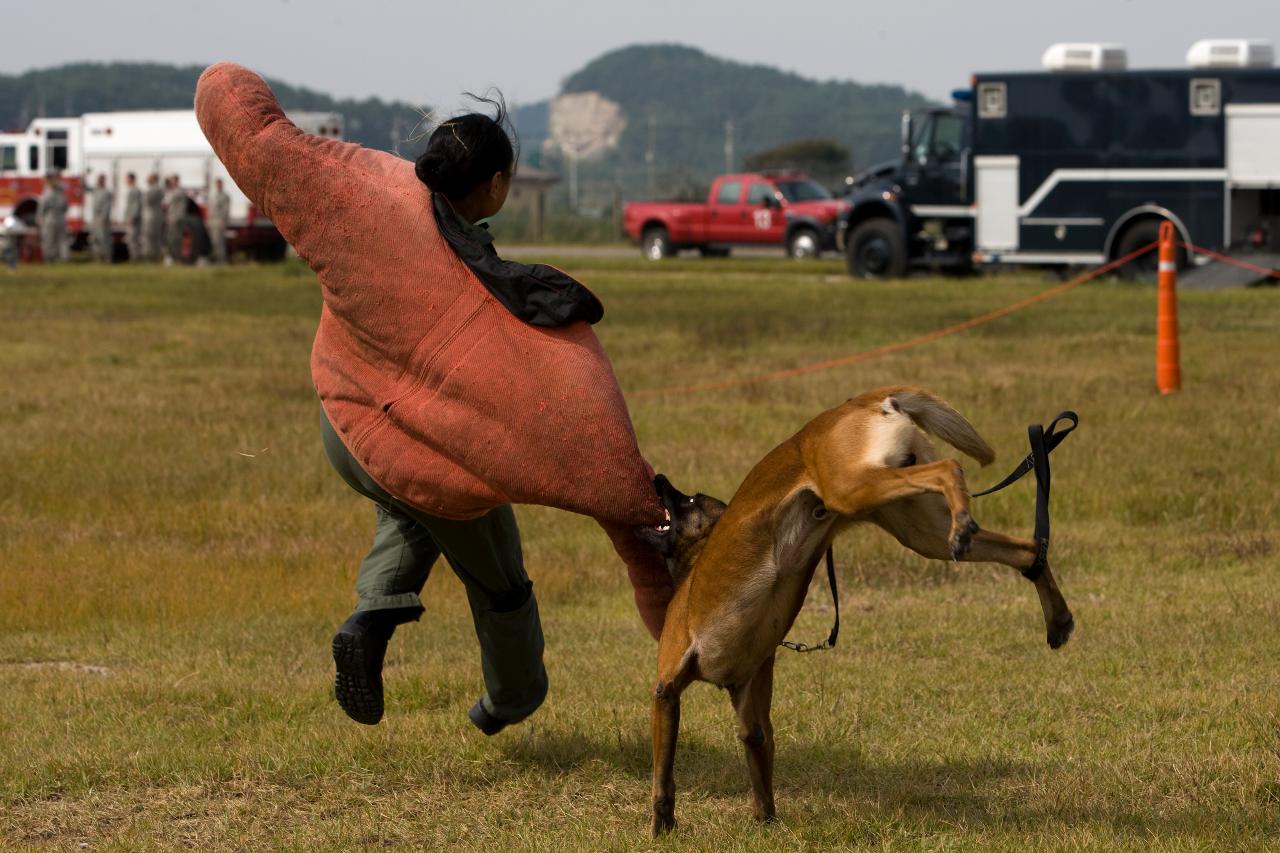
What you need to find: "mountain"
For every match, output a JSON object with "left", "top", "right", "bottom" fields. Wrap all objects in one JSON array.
[
  {"left": 542, "top": 44, "right": 937, "bottom": 202},
  {"left": 0, "top": 62, "right": 431, "bottom": 157},
  {"left": 2, "top": 48, "right": 937, "bottom": 204}
]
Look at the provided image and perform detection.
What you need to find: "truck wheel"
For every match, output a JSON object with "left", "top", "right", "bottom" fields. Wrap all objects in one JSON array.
[
  {"left": 642, "top": 226, "right": 672, "bottom": 261},
  {"left": 787, "top": 228, "right": 821, "bottom": 259},
  {"left": 1114, "top": 219, "right": 1185, "bottom": 282},
  {"left": 846, "top": 219, "right": 906, "bottom": 279}
]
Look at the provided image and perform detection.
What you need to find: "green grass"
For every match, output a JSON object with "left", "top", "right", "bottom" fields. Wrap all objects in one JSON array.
[{"left": 2, "top": 258, "right": 1278, "bottom": 850}]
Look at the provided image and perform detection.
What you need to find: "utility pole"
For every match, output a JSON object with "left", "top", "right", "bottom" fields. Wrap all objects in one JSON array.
[
  {"left": 568, "top": 148, "right": 579, "bottom": 212},
  {"left": 724, "top": 119, "right": 734, "bottom": 173},
  {"left": 645, "top": 113, "right": 656, "bottom": 198}
]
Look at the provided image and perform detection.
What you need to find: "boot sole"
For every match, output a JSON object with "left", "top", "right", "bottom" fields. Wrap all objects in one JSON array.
[{"left": 332, "top": 631, "right": 383, "bottom": 725}]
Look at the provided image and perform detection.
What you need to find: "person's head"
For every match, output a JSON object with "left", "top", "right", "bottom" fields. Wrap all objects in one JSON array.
[
  {"left": 96, "top": 174, "right": 107, "bottom": 188},
  {"left": 414, "top": 93, "right": 517, "bottom": 221},
  {"left": 215, "top": 178, "right": 224, "bottom": 191},
  {"left": 126, "top": 172, "right": 137, "bottom": 186},
  {"left": 45, "top": 172, "right": 60, "bottom": 188},
  {"left": 147, "top": 174, "right": 158, "bottom": 186}
]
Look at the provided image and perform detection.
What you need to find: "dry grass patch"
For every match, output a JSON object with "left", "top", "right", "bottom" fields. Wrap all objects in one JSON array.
[{"left": 1, "top": 260, "right": 1278, "bottom": 849}]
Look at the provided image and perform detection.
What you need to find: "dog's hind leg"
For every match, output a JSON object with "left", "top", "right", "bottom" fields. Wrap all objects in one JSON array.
[
  {"left": 728, "top": 654, "right": 777, "bottom": 823},
  {"left": 872, "top": 497, "right": 1074, "bottom": 649},
  {"left": 651, "top": 643, "right": 697, "bottom": 837}
]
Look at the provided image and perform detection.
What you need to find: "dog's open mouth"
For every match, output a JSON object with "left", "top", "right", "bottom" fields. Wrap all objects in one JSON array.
[{"left": 654, "top": 508, "right": 672, "bottom": 533}]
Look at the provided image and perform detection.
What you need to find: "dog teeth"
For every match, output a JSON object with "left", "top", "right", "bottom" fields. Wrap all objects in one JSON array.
[{"left": 655, "top": 523, "right": 671, "bottom": 533}]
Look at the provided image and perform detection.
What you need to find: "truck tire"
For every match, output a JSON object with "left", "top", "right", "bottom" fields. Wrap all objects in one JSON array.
[
  {"left": 1114, "top": 219, "right": 1185, "bottom": 282},
  {"left": 786, "top": 227, "right": 821, "bottom": 259},
  {"left": 846, "top": 219, "right": 906, "bottom": 279},
  {"left": 642, "top": 226, "right": 672, "bottom": 261}
]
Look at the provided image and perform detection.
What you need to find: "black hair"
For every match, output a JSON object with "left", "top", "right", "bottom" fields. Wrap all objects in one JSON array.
[{"left": 414, "top": 91, "right": 518, "bottom": 200}]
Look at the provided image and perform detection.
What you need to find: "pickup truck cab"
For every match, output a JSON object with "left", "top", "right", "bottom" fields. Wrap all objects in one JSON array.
[{"left": 623, "top": 172, "right": 848, "bottom": 259}]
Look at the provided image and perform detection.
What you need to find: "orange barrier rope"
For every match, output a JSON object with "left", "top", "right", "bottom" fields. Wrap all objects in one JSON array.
[
  {"left": 628, "top": 242, "right": 1158, "bottom": 399},
  {"left": 1179, "top": 241, "right": 1280, "bottom": 279}
]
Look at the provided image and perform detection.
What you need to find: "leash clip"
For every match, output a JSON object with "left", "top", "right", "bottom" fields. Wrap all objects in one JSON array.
[{"left": 779, "top": 547, "right": 840, "bottom": 654}]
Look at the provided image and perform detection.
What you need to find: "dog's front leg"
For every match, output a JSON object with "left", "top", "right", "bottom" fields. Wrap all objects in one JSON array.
[
  {"left": 821, "top": 460, "right": 977, "bottom": 558},
  {"left": 729, "top": 654, "right": 777, "bottom": 823},
  {"left": 872, "top": 500, "right": 1075, "bottom": 649}
]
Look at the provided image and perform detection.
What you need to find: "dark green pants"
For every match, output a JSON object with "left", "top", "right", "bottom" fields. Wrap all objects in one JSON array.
[{"left": 321, "top": 411, "right": 547, "bottom": 721}]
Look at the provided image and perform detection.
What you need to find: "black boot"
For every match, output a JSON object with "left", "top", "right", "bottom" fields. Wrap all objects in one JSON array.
[
  {"left": 331, "top": 607, "right": 419, "bottom": 725},
  {"left": 468, "top": 700, "right": 522, "bottom": 736}
]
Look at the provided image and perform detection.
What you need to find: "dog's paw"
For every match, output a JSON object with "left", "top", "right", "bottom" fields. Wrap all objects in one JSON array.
[
  {"left": 651, "top": 799, "right": 677, "bottom": 837},
  {"left": 1047, "top": 610, "right": 1075, "bottom": 650},
  {"left": 752, "top": 803, "right": 777, "bottom": 824},
  {"left": 950, "top": 515, "right": 979, "bottom": 561}
]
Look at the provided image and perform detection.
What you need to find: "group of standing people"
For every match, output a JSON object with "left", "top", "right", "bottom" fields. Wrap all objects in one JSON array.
[{"left": 34, "top": 172, "right": 232, "bottom": 264}]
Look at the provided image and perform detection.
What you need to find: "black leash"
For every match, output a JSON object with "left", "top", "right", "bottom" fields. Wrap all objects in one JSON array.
[
  {"left": 972, "top": 411, "right": 1079, "bottom": 581},
  {"left": 780, "top": 546, "right": 839, "bottom": 653},
  {"left": 780, "top": 410, "right": 1078, "bottom": 653}
]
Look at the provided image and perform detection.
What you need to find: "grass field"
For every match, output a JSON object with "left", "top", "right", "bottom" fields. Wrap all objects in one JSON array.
[{"left": 2, "top": 257, "right": 1278, "bottom": 850}]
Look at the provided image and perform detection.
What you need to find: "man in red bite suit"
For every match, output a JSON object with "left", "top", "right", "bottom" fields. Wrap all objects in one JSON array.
[{"left": 193, "top": 64, "right": 672, "bottom": 734}]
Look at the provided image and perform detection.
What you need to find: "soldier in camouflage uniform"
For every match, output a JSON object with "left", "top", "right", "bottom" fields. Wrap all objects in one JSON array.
[
  {"left": 141, "top": 174, "right": 165, "bottom": 261},
  {"left": 123, "top": 173, "right": 143, "bottom": 261},
  {"left": 163, "top": 175, "right": 187, "bottom": 264},
  {"left": 208, "top": 178, "right": 231, "bottom": 263},
  {"left": 37, "top": 174, "right": 68, "bottom": 263},
  {"left": 89, "top": 174, "right": 114, "bottom": 262}
]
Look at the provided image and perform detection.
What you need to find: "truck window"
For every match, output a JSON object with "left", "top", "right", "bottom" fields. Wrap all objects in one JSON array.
[
  {"left": 746, "top": 183, "right": 774, "bottom": 205},
  {"left": 47, "top": 130, "right": 69, "bottom": 171},
  {"left": 930, "top": 114, "right": 964, "bottom": 161},
  {"left": 0, "top": 145, "right": 15, "bottom": 172},
  {"left": 715, "top": 181, "right": 742, "bottom": 205},
  {"left": 912, "top": 113, "right": 965, "bottom": 164},
  {"left": 28, "top": 145, "right": 38, "bottom": 172},
  {"left": 773, "top": 179, "right": 832, "bottom": 202}
]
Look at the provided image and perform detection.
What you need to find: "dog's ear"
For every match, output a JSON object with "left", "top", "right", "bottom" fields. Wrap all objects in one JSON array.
[{"left": 698, "top": 494, "right": 728, "bottom": 523}]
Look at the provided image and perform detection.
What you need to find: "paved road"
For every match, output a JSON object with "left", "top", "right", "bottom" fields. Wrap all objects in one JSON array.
[{"left": 503, "top": 244, "right": 797, "bottom": 259}]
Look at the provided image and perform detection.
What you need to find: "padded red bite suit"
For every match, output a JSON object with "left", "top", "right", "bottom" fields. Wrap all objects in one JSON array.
[{"left": 195, "top": 63, "right": 672, "bottom": 638}]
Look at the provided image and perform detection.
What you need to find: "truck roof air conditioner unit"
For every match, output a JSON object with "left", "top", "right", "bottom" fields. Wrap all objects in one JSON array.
[
  {"left": 1042, "top": 43, "right": 1128, "bottom": 72},
  {"left": 1186, "top": 39, "right": 1274, "bottom": 68}
]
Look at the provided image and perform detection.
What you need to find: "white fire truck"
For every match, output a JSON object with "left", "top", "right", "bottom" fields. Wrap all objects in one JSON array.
[{"left": 0, "top": 108, "right": 343, "bottom": 260}]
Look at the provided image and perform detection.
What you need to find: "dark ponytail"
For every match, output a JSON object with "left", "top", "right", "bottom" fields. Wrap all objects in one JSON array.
[{"left": 414, "top": 91, "right": 518, "bottom": 200}]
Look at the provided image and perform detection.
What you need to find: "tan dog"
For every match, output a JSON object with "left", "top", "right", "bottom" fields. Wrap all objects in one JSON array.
[{"left": 637, "top": 386, "right": 1074, "bottom": 836}]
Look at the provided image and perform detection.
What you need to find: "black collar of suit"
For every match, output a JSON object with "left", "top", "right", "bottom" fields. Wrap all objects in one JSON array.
[{"left": 432, "top": 194, "right": 604, "bottom": 328}]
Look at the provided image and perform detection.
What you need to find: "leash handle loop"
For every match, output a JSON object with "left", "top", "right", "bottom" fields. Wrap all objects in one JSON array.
[{"left": 974, "top": 411, "right": 1078, "bottom": 581}]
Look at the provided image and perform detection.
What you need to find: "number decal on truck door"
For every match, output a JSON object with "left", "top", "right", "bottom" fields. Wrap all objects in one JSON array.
[{"left": 753, "top": 208, "right": 772, "bottom": 230}]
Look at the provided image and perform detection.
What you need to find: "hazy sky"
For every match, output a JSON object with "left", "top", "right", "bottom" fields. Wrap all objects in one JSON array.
[{"left": 6, "top": 0, "right": 1278, "bottom": 109}]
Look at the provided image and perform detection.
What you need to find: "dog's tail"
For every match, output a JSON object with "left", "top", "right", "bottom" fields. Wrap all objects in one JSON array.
[{"left": 884, "top": 387, "right": 996, "bottom": 466}]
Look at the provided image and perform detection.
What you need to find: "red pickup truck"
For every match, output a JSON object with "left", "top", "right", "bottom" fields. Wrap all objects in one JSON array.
[{"left": 623, "top": 172, "right": 848, "bottom": 260}]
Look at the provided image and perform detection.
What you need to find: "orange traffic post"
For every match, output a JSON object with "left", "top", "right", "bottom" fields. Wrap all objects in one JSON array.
[{"left": 1155, "top": 221, "right": 1181, "bottom": 394}]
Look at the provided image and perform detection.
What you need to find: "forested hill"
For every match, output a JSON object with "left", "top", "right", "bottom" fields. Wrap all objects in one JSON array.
[
  {"left": 3, "top": 49, "right": 937, "bottom": 196},
  {"left": 537, "top": 44, "right": 937, "bottom": 196},
  {"left": 0, "top": 62, "right": 431, "bottom": 156}
]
